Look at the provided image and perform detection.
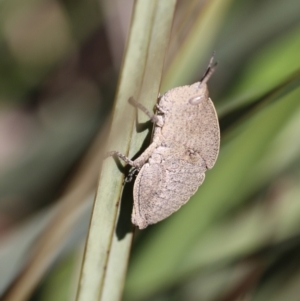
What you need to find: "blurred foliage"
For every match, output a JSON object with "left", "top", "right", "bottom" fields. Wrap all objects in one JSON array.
[{"left": 0, "top": 0, "right": 300, "bottom": 301}]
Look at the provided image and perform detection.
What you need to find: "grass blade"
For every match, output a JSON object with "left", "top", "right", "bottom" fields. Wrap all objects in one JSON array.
[{"left": 75, "top": 1, "right": 176, "bottom": 301}]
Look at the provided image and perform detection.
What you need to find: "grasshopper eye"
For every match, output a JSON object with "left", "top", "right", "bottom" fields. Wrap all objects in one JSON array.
[{"left": 189, "top": 96, "right": 203, "bottom": 105}]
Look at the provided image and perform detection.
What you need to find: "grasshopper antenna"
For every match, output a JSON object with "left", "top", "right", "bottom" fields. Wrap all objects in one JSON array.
[{"left": 200, "top": 51, "right": 218, "bottom": 85}]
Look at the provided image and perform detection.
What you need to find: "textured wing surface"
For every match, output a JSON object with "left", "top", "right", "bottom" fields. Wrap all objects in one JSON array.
[
  {"left": 132, "top": 153, "right": 206, "bottom": 229},
  {"left": 160, "top": 84, "right": 220, "bottom": 169}
]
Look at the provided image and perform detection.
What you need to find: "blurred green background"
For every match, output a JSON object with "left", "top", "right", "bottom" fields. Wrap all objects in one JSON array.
[{"left": 1, "top": 0, "right": 300, "bottom": 300}]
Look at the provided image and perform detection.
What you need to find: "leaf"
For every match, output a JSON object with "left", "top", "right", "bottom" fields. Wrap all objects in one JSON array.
[
  {"left": 219, "top": 24, "right": 300, "bottom": 115},
  {"left": 75, "top": 1, "right": 177, "bottom": 301}
]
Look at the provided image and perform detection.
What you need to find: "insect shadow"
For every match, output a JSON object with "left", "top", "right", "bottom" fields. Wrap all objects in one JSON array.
[{"left": 114, "top": 104, "right": 154, "bottom": 239}]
